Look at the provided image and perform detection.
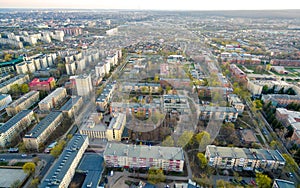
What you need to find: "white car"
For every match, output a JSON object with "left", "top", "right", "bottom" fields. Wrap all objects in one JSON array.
[{"left": 21, "top": 154, "right": 27, "bottom": 157}]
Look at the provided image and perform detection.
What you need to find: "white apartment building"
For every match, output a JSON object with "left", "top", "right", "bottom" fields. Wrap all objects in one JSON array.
[
  {"left": 74, "top": 74, "right": 93, "bottom": 97},
  {"left": 38, "top": 87, "right": 67, "bottom": 112},
  {"left": 0, "top": 94, "right": 12, "bottom": 111}
]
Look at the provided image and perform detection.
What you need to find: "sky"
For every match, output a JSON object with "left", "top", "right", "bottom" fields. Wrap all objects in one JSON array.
[{"left": 0, "top": 0, "right": 300, "bottom": 10}]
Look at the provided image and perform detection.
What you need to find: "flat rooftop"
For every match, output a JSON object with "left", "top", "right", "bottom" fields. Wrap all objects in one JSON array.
[
  {"left": 0, "top": 110, "right": 32, "bottom": 133},
  {"left": 60, "top": 96, "right": 82, "bottom": 111},
  {"left": 0, "top": 168, "right": 28, "bottom": 188}
]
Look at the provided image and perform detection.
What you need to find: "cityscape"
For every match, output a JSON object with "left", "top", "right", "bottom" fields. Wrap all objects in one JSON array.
[{"left": 0, "top": 3, "right": 299, "bottom": 188}]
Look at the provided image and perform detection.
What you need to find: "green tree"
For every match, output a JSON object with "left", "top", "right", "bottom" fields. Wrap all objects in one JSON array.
[
  {"left": 162, "top": 136, "right": 175, "bottom": 147},
  {"left": 154, "top": 75, "right": 160, "bottom": 83},
  {"left": 10, "top": 180, "right": 21, "bottom": 188},
  {"left": 30, "top": 178, "right": 39, "bottom": 188},
  {"left": 20, "top": 83, "right": 29, "bottom": 94},
  {"left": 10, "top": 84, "right": 20, "bottom": 94},
  {"left": 269, "top": 140, "right": 278, "bottom": 150},
  {"left": 216, "top": 180, "right": 235, "bottom": 188},
  {"left": 196, "top": 131, "right": 211, "bottom": 151},
  {"left": 166, "top": 86, "right": 172, "bottom": 94},
  {"left": 50, "top": 140, "right": 66, "bottom": 158},
  {"left": 256, "top": 173, "right": 272, "bottom": 188},
  {"left": 22, "top": 162, "right": 36, "bottom": 175},
  {"left": 177, "top": 131, "right": 194, "bottom": 147},
  {"left": 4, "top": 53, "right": 13, "bottom": 61},
  {"left": 147, "top": 168, "right": 166, "bottom": 184},
  {"left": 197, "top": 152, "right": 208, "bottom": 169}
]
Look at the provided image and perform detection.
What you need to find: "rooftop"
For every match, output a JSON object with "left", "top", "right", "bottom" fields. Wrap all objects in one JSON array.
[
  {"left": 40, "top": 134, "right": 88, "bottom": 188},
  {"left": 39, "top": 87, "right": 66, "bottom": 105},
  {"left": 0, "top": 74, "right": 28, "bottom": 88},
  {"left": 8, "top": 90, "right": 39, "bottom": 108},
  {"left": 0, "top": 110, "right": 32, "bottom": 133},
  {"left": 104, "top": 143, "right": 184, "bottom": 161},
  {"left": 25, "top": 111, "right": 62, "bottom": 138},
  {"left": 273, "top": 179, "right": 295, "bottom": 188},
  {"left": 60, "top": 96, "right": 82, "bottom": 111},
  {"left": 199, "top": 106, "right": 237, "bottom": 113},
  {"left": 108, "top": 113, "right": 126, "bottom": 130}
]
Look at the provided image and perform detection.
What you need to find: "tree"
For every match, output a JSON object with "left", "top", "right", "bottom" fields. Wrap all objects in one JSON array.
[
  {"left": 4, "top": 53, "right": 12, "bottom": 61},
  {"left": 262, "top": 85, "right": 269, "bottom": 94},
  {"left": 162, "top": 136, "right": 174, "bottom": 147},
  {"left": 20, "top": 83, "right": 29, "bottom": 94},
  {"left": 197, "top": 152, "right": 208, "bottom": 169},
  {"left": 269, "top": 140, "right": 278, "bottom": 150},
  {"left": 10, "top": 84, "right": 21, "bottom": 95},
  {"left": 256, "top": 173, "right": 272, "bottom": 188},
  {"left": 177, "top": 131, "right": 194, "bottom": 148},
  {"left": 147, "top": 167, "right": 166, "bottom": 184},
  {"left": 216, "top": 180, "right": 235, "bottom": 188},
  {"left": 30, "top": 178, "right": 39, "bottom": 188},
  {"left": 282, "top": 153, "right": 299, "bottom": 172},
  {"left": 23, "top": 162, "right": 36, "bottom": 175},
  {"left": 196, "top": 131, "right": 211, "bottom": 152},
  {"left": 154, "top": 75, "right": 160, "bottom": 83},
  {"left": 50, "top": 140, "right": 66, "bottom": 158},
  {"left": 10, "top": 180, "right": 21, "bottom": 188}
]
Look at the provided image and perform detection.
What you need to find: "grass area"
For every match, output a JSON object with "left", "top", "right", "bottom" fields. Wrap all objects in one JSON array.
[
  {"left": 256, "top": 134, "right": 264, "bottom": 145},
  {"left": 0, "top": 161, "right": 8, "bottom": 166},
  {"left": 13, "top": 162, "right": 26, "bottom": 166}
]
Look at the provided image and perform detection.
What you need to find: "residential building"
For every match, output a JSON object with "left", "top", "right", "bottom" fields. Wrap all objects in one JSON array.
[
  {"left": 270, "top": 59, "right": 300, "bottom": 67},
  {"left": 229, "top": 64, "right": 247, "bottom": 80},
  {"left": 59, "top": 96, "right": 83, "bottom": 118},
  {"left": 96, "top": 83, "right": 115, "bottom": 111},
  {"left": 23, "top": 111, "right": 63, "bottom": 150},
  {"left": 104, "top": 143, "right": 185, "bottom": 172},
  {"left": 106, "top": 113, "right": 126, "bottom": 141},
  {"left": 227, "top": 94, "right": 244, "bottom": 115},
  {"left": 29, "top": 77, "right": 56, "bottom": 91},
  {"left": 15, "top": 62, "right": 28, "bottom": 74},
  {"left": 0, "top": 74, "right": 29, "bottom": 94},
  {"left": 6, "top": 91, "right": 39, "bottom": 116},
  {"left": 61, "top": 27, "right": 83, "bottom": 36},
  {"left": 262, "top": 94, "right": 300, "bottom": 107},
  {"left": 40, "top": 134, "right": 88, "bottom": 188},
  {"left": 74, "top": 74, "right": 93, "bottom": 97},
  {"left": 276, "top": 108, "right": 300, "bottom": 145},
  {"left": 0, "top": 94, "right": 12, "bottom": 111},
  {"left": 247, "top": 80, "right": 291, "bottom": 96},
  {"left": 205, "top": 145, "right": 286, "bottom": 171},
  {"left": 95, "top": 63, "right": 106, "bottom": 78},
  {"left": 110, "top": 102, "right": 159, "bottom": 116},
  {"left": 272, "top": 179, "right": 295, "bottom": 188},
  {"left": 163, "top": 95, "right": 190, "bottom": 113},
  {"left": 76, "top": 59, "right": 86, "bottom": 72},
  {"left": 65, "top": 61, "right": 76, "bottom": 75},
  {"left": 123, "top": 83, "right": 161, "bottom": 93},
  {"left": 0, "top": 110, "right": 34, "bottom": 147},
  {"left": 199, "top": 106, "right": 238, "bottom": 122},
  {"left": 272, "top": 66, "right": 288, "bottom": 74},
  {"left": 38, "top": 87, "right": 67, "bottom": 112},
  {"left": 80, "top": 120, "right": 106, "bottom": 139}
]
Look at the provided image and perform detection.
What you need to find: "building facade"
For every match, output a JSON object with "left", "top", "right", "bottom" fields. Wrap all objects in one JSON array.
[
  {"left": 74, "top": 74, "right": 93, "bottom": 97},
  {"left": 38, "top": 87, "right": 67, "bottom": 112},
  {"left": 106, "top": 113, "right": 126, "bottom": 141},
  {"left": 199, "top": 106, "right": 238, "bottom": 122},
  {"left": 29, "top": 77, "right": 56, "bottom": 91},
  {"left": 0, "top": 74, "right": 30, "bottom": 94},
  {"left": 104, "top": 143, "right": 185, "bottom": 172},
  {"left": 6, "top": 90, "right": 39, "bottom": 116},
  {"left": 0, "top": 94, "right": 12, "bottom": 111}
]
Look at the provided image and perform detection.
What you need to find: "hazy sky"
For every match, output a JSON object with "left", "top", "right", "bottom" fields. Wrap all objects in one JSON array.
[{"left": 1, "top": 0, "right": 300, "bottom": 10}]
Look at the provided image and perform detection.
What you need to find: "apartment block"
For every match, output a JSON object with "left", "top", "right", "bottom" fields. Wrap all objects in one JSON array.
[
  {"left": 229, "top": 64, "right": 247, "bottom": 80},
  {"left": 0, "top": 94, "right": 12, "bottom": 111},
  {"left": 227, "top": 94, "right": 244, "bottom": 115},
  {"left": 0, "top": 110, "right": 34, "bottom": 147},
  {"left": 38, "top": 87, "right": 67, "bottom": 112},
  {"left": 199, "top": 106, "right": 238, "bottom": 122},
  {"left": 40, "top": 134, "right": 89, "bottom": 188},
  {"left": 205, "top": 145, "right": 286, "bottom": 171},
  {"left": 15, "top": 62, "right": 28, "bottom": 74},
  {"left": 65, "top": 61, "right": 76, "bottom": 75},
  {"left": 247, "top": 80, "right": 291, "bottom": 96},
  {"left": 74, "top": 74, "right": 93, "bottom": 97},
  {"left": 59, "top": 96, "right": 83, "bottom": 118},
  {"left": 104, "top": 143, "right": 185, "bottom": 172},
  {"left": 95, "top": 63, "right": 106, "bottom": 77},
  {"left": 0, "top": 74, "right": 30, "bottom": 94},
  {"left": 23, "top": 111, "right": 63, "bottom": 150},
  {"left": 106, "top": 113, "right": 126, "bottom": 141},
  {"left": 29, "top": 77, "right": 56, "bottom": 91},
  {"left": 262, "top": 94, "right": 300, "bottom": 107},
  {"left": 96, "top": 83, "right": 115, "bottom": 111},
  {"left": 80, "top": 120, "right": 107, "bottom": 139},
  {"left": 6, "top": 90, "right": 39, "bottom": 116}
]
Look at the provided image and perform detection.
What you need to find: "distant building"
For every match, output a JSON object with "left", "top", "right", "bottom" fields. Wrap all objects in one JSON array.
[
  {"left": 74, "top": 74, "right": 93, "bottom": 97},
  {"left": 0, "top": 94, "right": 12, "bottom": 111},
  {"left": 65, "top": 61, "right": 76, "bottom": 75},
  {"left": 38, "top": 87, "right": 67, "bottom": 112},
  {"left": 205, "top": 145, "right": 286, "bottom": 171},
  {"left": 247, "top": 80, "right": 290, "bottom": 96},
  {"left": 6, "top": 90, "right": 39, "bottom": 116},
  {"left": 272, "top": 179, "right": 295, "bottom": 188},
  {"left": 59, "top": 96, "right": 83, "bottom": 118},
  {"left": 80, "top": 120, "right": 107, "bottom": 139},
  {"left": 23, "top": 111, "right": 63, "bottom": 150},
  {"left": 29, "top": 77, "right": 56, "bottom": 91},
  {"left": 61, "top": 27, "right": 83, "bottom": 36},
  {"left": 229, "top": 64, "right": 247, "bottom": 80},
  {"left": 163, "top": 95, "right": 190, "bottom": 113},
  {"left": 40, "top": 134, "right": 89, "bottom": 188},
  {"left": 272, "top": 66, "right": 288, "bottom": 74},
  {"left": 270, "top": 59, "right": 300, "bottom": 67},
  {"left": 104, "top": 143, "right": 185, "bottom": 172},
  {"left": 106, "top": 113, "right": 126, "bottom": 141},
  {"left": 0, "top": 110, "right": 34, "bottom": 147}
]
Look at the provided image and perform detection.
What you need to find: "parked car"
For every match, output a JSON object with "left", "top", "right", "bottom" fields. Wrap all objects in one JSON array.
[
  {"left": 286, "top": 172, "right": 294, "bottom": 178},
  {"left": 21, "top": 154, "right": 27, "bottom": 157},
  {"left": 0, "top": 158, "right": 5, "bottom": 161}
]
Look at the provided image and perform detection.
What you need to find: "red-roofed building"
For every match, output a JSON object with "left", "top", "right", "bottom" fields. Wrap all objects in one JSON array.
[{"left": 29, "top": 77, "right": 56, "bottom": 91}]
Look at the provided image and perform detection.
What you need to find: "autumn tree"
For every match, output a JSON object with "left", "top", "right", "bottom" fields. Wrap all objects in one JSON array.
[
  {"left": 197, "top": 152, "right": 208, "bottom": 169},
  {"left": 177, "top": 131, "right": 194, "bottom": 148},
  {"left": 23, "top": 162, "right": 36, "bottom": 175},
  {"left": 50, "top": 140, "right": 66, "bottom": 158},
  {"left": 20, "top": 83, "right": 29, "bottom": 94},
  {"left": 196, "top": 131, "right": 211, "bottom": 152},
  {"left": 282, "top": 153, "right": 299, "bottom": 172},
  {"left": 256, "top": 173, "right": 272, "bottom": 188},
  {"left": 162, "top": 136, "right": 174, "bottom": 147},
  {"left": 30, "top": 178, "right": 40, "bottom": 188},
  {"left": 147, "top": 167, "right": 166, "bottom": 184}
]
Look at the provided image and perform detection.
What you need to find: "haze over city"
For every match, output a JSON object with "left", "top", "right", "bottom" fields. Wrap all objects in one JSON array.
[{"left": 1, "top": 0, "right": 300, "bottom": 10}]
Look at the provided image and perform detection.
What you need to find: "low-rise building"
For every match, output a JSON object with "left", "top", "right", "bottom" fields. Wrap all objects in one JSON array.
[
  {"left": 96, "top": 83, "right": 115, "bottom": 111},
  {"left": 29, "top": 77, "right": 56, "bottom": 91},
  {"left": 0, "top": 110, "right": 34, "bottom": 147},
  {"left": 59, "top": 96, "right": 83, "bottom": 118},
  {"left": 80, "top": 120, "right": 107, "bottom": 139},
  {"left": 262, "top": 94, "right": 300, "bottom": 107},
  {"left": 0, "top": 94, "right": 12, "bottom": 111},
  {"left": 106, "top": 113, "right": 126, "bottom": 141},
  {"left": 163, "top": 95, "right": 190, "bottom": 113},
  {"left": 205, "top": 145, "right": 286, "bottom": 171},
  {"left": 227, "top": 94, "right": 244, "bottom": 115},
  {"left": 0, "top": 74, "right": 29, "bottom": 94},
  {"left": 40, "top": 134, "right": 89, "bottom": 188},
  {"left": 272, "top": 179, "right": 295, "bottom": 188},
  {"left": 6, "top": 90, "right": 39, "bottom": 116},
  {"left": 229, "top": 64, "right": 247, "bottom": 80},
  {"left": 104, "top": 143, "right": 185, "bottom": 172},
  {"left": 199, "top": 106, "right": 238, "bottom": 122},
  {"left": 23, "top": 111, "right": 63, "bottom": 150},
  {"left": 247, "top": 80, "right": 290, "bottom": 96},
  {"left": 38, "top": 87, "right": 67, "bottom": 112}
]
